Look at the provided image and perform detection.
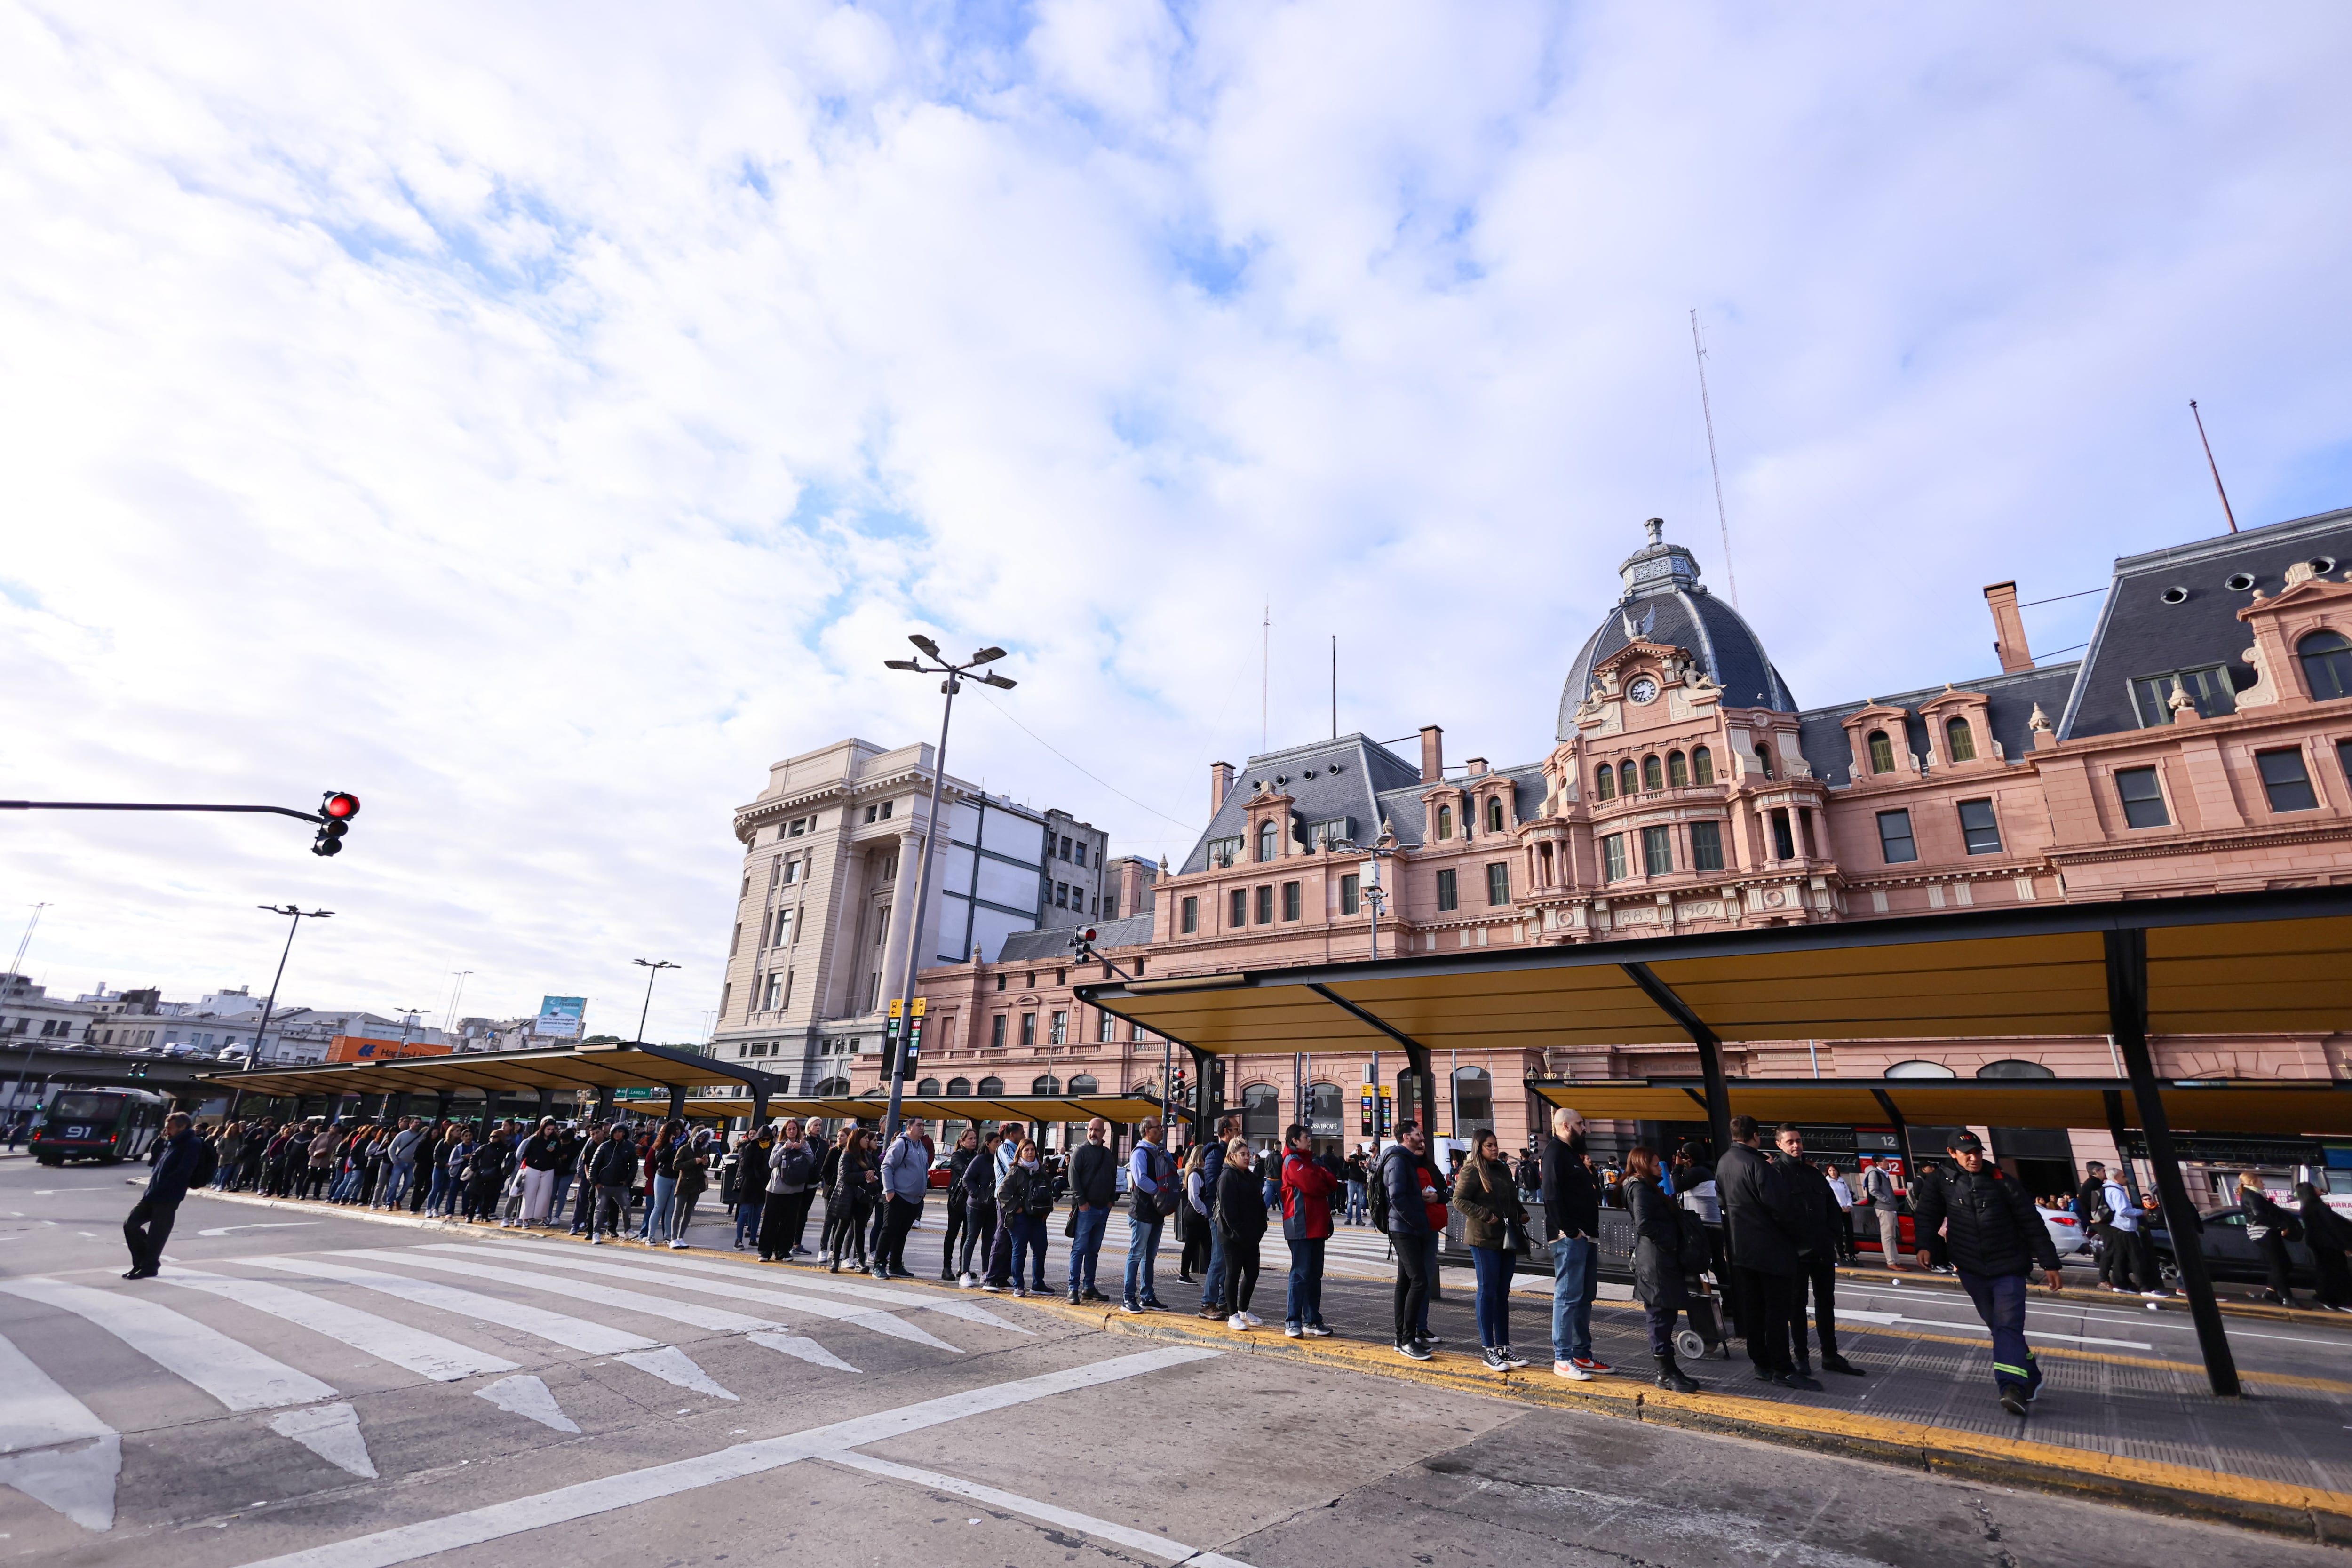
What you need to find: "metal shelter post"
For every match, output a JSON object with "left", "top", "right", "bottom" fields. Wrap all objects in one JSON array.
[
  {"left": 536, "top": 1088, "right": 555, "bottom": 1121},
  {"left": 1187, "top": 1045, "right": 1212, "bottom": 1152},
  {"left": 1622, "top": 963, "right": 1732, "bottom": 1162},
  {"left": 2106, "top": 928, "right": 2238, "bottom": 1397},
  {"left": 593, "top": 1085, "right": 615, "bottom": 1121},
  {"left": 667, "top": 1085, "right": 687, "bottom": 1122},
  {"left": 752, "top": 1083, "right": 771, "bottom": 1127}
]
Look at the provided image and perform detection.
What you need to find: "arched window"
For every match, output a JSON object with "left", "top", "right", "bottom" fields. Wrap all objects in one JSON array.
[
  {"left": 1667, "top": 751, "right": 1689, "bottom": 787},
  {"left": 1436, "top": 804, "right": 1454, "bottom": 840},
  {"left": 1975, "top": 1059, "right": 2054, "bottom": 1079},
  {"left": 1066, "top": 1073, "right": 1098, "bottom": 1094},
  {"left": 916, "top": 1077, "right": 942, "bottom": 1096},
  {"left": 946, "top": 1076, "right": 973, "bottom": 1096},
  {"left": 1257, "top": 821, "right": 1278, "bottom": 861},
  {"left": 1883, "top": 1060, "right": 1956, "bottom": 1079},
  {"left": 1451, "top": 1066, "right": 1494, "bottom": 1137},
  {"left": 1692, "top": 746, "right": 1714, "bottom": 786},
  {"left": 1867, "top": 730, "right": 1895, "bottom": 773},
  {"left": 1593, "top": 765, "right": 1615, "bottom": 802},
  {"left": 1618, "top": 760, "right": 1638, "bottom": 796},
  {"left": 1641, "top": 755, "right": 1663, "bottom": 792},
  {"left": 814, "top": 1075, "right": 851, "bottom": 1095},
  {"left": 1242, "top": 1083, "right": 1280, "bottom": 1143},
  {"left": 1945, "top": 717, "right": 1977, "bottom": 762},
  {"left": 976, "top": 1075, "right": 1004, "bottom": 1096},
  {"left": 1031, "top": 1075, "right": 1061, "bottom": 1096},
  {"left": 2300, "top": 629, "right": 2352, "bottom": 700},
  {"left": 1754, "top": 743, "right": 1776, "bottom": 780},
  {"left": 1486, "top": 796, "right": 1504, "bottom": 833}
]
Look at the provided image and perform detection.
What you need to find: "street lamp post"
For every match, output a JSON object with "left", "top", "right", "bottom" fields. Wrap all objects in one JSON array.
[
  {"left": 879, "top": 636, "right": 1015, "bottom": 1150},
  {"left": 227, "top": 904, "right": 332, "bottom": 1118},
  {"left": 632, "top": 959, "right": 681, "bottom": 1044}
]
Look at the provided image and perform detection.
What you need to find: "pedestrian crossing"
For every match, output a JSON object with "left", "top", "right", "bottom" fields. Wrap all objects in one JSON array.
[{"left": 0, "top": 1236, "right": 1024, "bottom": 1536}]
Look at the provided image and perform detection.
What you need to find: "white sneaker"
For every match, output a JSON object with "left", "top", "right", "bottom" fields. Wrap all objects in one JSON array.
[
  {"left": 1303, "top": 1323, "right": 1333, "bottom": 1337},
  {"left": 1285, "top": 1323, "right": 1303, "bottom": 1337},
  {"left": 1241, "top": 1312, "right": 1263, "bottom": 1328},
  {"left": 959, "top": 1272, "right": 977, "bottom": 1289},
  {"left": 667, "top": 1239, "right": 686, "bottom": 1249},
  {"left": 1227, "top": 1313, "right": 1250, "bottom": 1330},
  {"left": 1554, "top": 1360, "right": 1593, "bottom": 1381}
]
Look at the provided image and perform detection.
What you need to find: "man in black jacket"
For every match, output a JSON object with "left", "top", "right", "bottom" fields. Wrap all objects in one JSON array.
[
  {"left": 1912, "top": 1131, "right": 2064, "bottom": 1417},
  {"left": 123, "top": 1113, "right": 199, "bottom": 1279},
  {"left": 1774, "top": 1126, "right": 1865, "bottom": 1378},
  {"left": 1066, "top": 1117, "right": 1119, "bottom": 1304},
  {"left": 1540, "top": 1107, "right": 1606, "bottom": 1379},
  {"left": 1717, "top": 1115, "right": 1820, "bottom": 1390}
]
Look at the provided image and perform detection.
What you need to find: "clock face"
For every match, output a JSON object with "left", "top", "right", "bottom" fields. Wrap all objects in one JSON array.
[{"left": 1627, "top": 676, "right": 1660, "bottom": 705}]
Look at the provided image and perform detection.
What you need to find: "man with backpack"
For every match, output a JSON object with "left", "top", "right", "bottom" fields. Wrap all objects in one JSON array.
[
  {"left": 123, "top": 1111, "right": 205, "bottom": 1279},
  {"left": 1911, "top": 1131, "right": 2065, "bottom": 1417},
  {"left": 1859, "top": 1157, "right": 1904, "bottom": 1271},
  {"left": 1121, "top": 1118, "right": 1175, "bottom": 1312}
]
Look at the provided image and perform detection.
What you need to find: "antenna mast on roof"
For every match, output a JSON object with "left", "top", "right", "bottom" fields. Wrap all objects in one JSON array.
[
  {"left": 1261, "top": 603, "right": 1270, "bottom": 754},
  {"left": 2189, "top": 400, "right": 2239, "bottom": 534},
  {"left": 1690, "top": 309, "right": 1742, "bottom": 607},
  {"left": 1330, "top": 635, "right": 1337, "bottom": 739}
]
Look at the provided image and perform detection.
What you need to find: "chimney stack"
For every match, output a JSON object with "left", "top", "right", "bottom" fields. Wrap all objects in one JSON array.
[
  {"left": 1984, "top": 581, "right": 2034, "bottom": 674},
  {"left": 1465, "top": 756, "right": 1489, "bottom": 777},
  {"left": 1419, "top": 726, "right": 1444, "bottom": 784},
  {"left": 1210, "top": 761, "right": 1235, "bottom": 815}
]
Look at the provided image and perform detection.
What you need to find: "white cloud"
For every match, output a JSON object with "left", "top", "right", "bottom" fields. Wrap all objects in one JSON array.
[{"left": 2, "top": 0, "right": 2347, "bottom": 1035}]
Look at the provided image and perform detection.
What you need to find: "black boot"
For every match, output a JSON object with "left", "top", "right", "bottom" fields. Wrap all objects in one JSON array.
[{"left": 1653, "top": 1353, "right": 1699, "bottom": 1394}]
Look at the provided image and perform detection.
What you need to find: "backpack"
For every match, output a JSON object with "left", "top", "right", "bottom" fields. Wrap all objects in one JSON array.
[
  {"left": 769, "top": 1144, "right": 814, "bottom": 1193},
  {"left": 1367, "top": 1149, "right": 1394, "bottom": 1231},
  {"left": 190, "top": 1138, "right": 219, "bottom": 1189},
  {"left": 1674, "top": 1207, "right": 1711, "bottom": 1274}
]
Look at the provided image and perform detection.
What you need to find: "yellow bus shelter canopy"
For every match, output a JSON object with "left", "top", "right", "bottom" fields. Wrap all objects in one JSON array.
[
  {"left": 206, "top": 1043, "right": 782, "bottom": 1101},
  {"left": 1079, "top": 888, "right": 2352, "bottom": 1057},
  {"left": 1524, "top": 1077, "right": 2352, "bottom": 1138},
  {"left": 688, "top": 1093, "right": 1169, "bottom": 1126}
]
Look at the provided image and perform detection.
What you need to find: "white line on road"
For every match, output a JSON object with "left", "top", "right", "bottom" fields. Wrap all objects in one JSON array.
[
  {"left": 826, "top": 1450, "right": 1252, "bottom": 1566},
  {"left": 473, "top": 1375, "right": 578, "bottom": 1433},
  {"left": 197, "top": 1223, "right": 321, "bottom": 1238},
  {"left": 0, "top": 1327, "right": 120, "bottom": 1532},
  {"left": 416, "top": 1244, "right": 958, "bottom": 1350},
  {"left": 0, "top": 1275, "right": 338, "bottom": 1410},
  {"left": 335, "top": 1249, "right": 788, "bottom": 1339},
  {"left": 229, "top": 1346, "right": 1219, "bottom": 1568},
  {"left": 162, "top": 1267, "right": 520, "bottom": 1382}
]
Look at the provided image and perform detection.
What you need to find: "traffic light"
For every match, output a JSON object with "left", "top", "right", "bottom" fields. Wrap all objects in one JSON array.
[
  {"left": 1207, "top": 1058, "right": 1227, "bottom": 1116},
  {"left": 312, "top": 791, "right": 360, "bottom": 857}
]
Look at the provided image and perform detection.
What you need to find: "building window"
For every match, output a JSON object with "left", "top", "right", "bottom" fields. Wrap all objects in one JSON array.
[
  {"left": 1242, "top": 1083, "right": 1280, "bottom": 1143},
  {"left": 1667, "top": 751, "right": 1689, "bottom": 788},
  {"left": 1069, "top": 1073, "right": 1099, "bottom": 1094},
  {"left": 915, "top": 1076, "right": 942, "bottom": 1096},
  {"left": 1281, "top": 881, "right": 1302, "bottom": 921},
  {"left": 1593, "top": 765, "right": 1615, "bottom": 802},
  {"left": 1641, "top": 825, "right": 1673, "bottom": 876},
  {"left": 1097, "top": 1011, "right": 1115, "bottom": 1043},
  {"left": 1181, "top": 895, "right": 1199, "bottom": 934},
  {"left": 1486, "top": 797, "right": 1504, "bottom": 833},
  {"left": 1257, "top": 821, "right": 1279, "bottom": 861},
  {"left": 2257, "top": 748, "right": 2319, "bottom": 812},
  {"left": 1059, "top": 835, "right": 1072, "bottom": 860},
  {"left": 1754, "top": 743, "right": 1777, "bottom": 781},
  {"left": 2114, "top": 765, "right": 2169, "bottom": 828},
  {"left": 782, "top": 858, "right": 801, "bottom": 884},
  {"left": 1032, "top": 1074, "right": 1061, "bottom": 1096},
  {"left": 1436, "top": 868, "right": 1459, "bottom": 911},
  {"left": 1876, "top": 809, "right": 1917, "bottom": 863},
  {"left": 1436, "top": 805, "right": 1453, "bottom": 841},
  {"left": 1485, "top": 862, "right": 1510, "bottom": 905},
  {"left": 1055, "top": 882, "right": 1069, "bottom": 908},
  {"left": 991, "top": 1015, "right": 1007, "bottom": 1048},
  {"left": 1103, "top": 893, "right": 1117, "bottom": 919},
  {"left": 995, "top": 973, "right": 1007, "bottom": 991},
  {"left": 2301, "top": 630, "right": 2352, "bottom": 700},
  {"left": 763, "top": 973, "right": 783, "bottom": 1010},
  {"left": 864, "top": 804, "right": 877, "bottom": 823},
  {"left": 1642, "top": 755, "right": 1663, "bottom": 792},
  {"left": 1690, "top": 820, "right": 1724, "bottom": 871},
  {"left": 1020, "top": 1012, "right": 1038, "bottom": 1046},
  {"left": 1229, "top": 889, "right": 1247, "bottom": 928},
  {"left": 1340, "top": 873, "right": 1360, "bottom": 914},
  {"left": 2340, "top": 738, "right": 2352, "bottom": 791},
  {"left": 1308, "top": 817, "right": 1352, "bottom": 849},
  {"left": 879, "top": 801, "right": 893, "bottom": 820},
  {"left": 730, "top": 922, "right": 742, "bottom": 958},
  {"left": 1050, "top": 1010, "right": 1068, "bottom": 1044},
  {"left": 1074, "top": 842, "right": 1088, "bottom": 867},
  {"left": 1692, "top": 746, "right": 1715, "bottom": 786},
  {"left": 1255, "top": 884, "right": 1274, "bottom": 923},
  {"left": 2130, "top": 665, "right": 2236, "bottom": 726},
  {"left": 1207, "top": 836, "right": 1243, "bottom": 869},
  {"left": 1867, "top": 730, "right": 1896, "bottom": 773},
  {"left": 1957, "top": 798, "right": 2003, "bottom": 855},
  {"left": 789, "top": 817, "right": 807, "bottom": 836},
  {"left": 1770, "top": 808, "right": 1796, "bottom": 861},
  {"left": 977, "top": 1075, "right": 1004, "bottom": 1096},
  {"left": 1618, "top": 760, "right": 1637, "bottom": 797},
  {"left": 1945, "top": 717, "right": 1977, "bottom": 762},
  {"left": 1600, "top": 834, "right": 1628, "bottom": 882},
  {"left": 947, "top": 1076, "right": 973, "bottom": 1095}
]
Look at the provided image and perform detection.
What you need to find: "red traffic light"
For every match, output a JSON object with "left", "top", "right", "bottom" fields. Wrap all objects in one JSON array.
[{"left": 322, "top": 792, "right": 360, "bottom": 820}]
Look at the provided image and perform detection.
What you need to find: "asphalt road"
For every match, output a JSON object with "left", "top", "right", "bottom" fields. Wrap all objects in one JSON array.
[{"left": 2, "top": 1157, "right": 2346, "bottom": 1568}]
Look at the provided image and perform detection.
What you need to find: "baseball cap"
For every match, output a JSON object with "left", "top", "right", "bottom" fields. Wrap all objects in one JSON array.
[{"left": 1946, "top": 1131, "right": 1985, "bottom": 1154}]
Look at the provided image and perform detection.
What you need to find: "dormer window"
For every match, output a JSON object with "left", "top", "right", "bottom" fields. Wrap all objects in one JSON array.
[
  {"left": 1256, "top": 821, "right": 1279, "bottom": 862},
  {"left": 1753, "top": 743, "right": 1776, "bottom": 781},
  {"left": 1867, "top": 730, "right": 1896, "bottom": 774},
  {"left": 2302, "top": 630, "right": 2352, "bottom": 700},
  {"left": 1485, "top": 796, "right": 1504, "bottom": 833},
  {"left": 1945, "top": 717, "right": 1977, "bottom": 762},
  {"left": 1206, "top": 835, "right": 1242, "bottom": 869},
  {"left": 1435, "top": 804, "right": 1454, "bottom": 841}
]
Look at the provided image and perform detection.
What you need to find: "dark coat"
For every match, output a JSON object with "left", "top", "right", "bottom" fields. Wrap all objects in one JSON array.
[
  {"left": 1215, "top": 1164, "right": 1268, "bottom": 1244},
  {"left": 1068, "top": 1141, "right": 1119, "bottom": 1208},
  {"left": 736, "top": 1137, "right": 772, "bottom": 1197},
  {"left": 1381, "top": 1146, "right": 1433, "bottom": 1237},
  {"left": 1540, "top": 1138, "right": 1600, "bottom": 1243},
  {"left": 1775, "top": 1152, "right": 1843, "bottom": 1260},
  {"left": 1910, "top": 1163, "right": 2060, "bottom": 1278},
  {"left": 1450, "top": 1155, "right": 1526, "bottom": 1251},
  {"left": 1716, "top": 1141, "right": 1804, "bottom": 1276},
  {"left": 1627, "top": 1177, "right": 1689, "bottom": 1310},
  {"left": 145, "top": 1128, "right": 202, "bottom": 1206},
  {"left": 998, "top": 1161, "right": 1057, "bottom": 1217}
]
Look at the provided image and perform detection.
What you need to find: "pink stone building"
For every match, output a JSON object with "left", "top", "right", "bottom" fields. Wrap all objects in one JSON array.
[{"left": 890, "top": 507, "right": 2352, "bottom": 1193}]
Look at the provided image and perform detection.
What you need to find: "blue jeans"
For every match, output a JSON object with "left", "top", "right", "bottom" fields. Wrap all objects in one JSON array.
[
  {"left": 1286, "top": 1236, "right": 1327, "bottom": 1327},
  {"left": 1124, "top": 1213, "right": 1163, "bottom": 1304},
  {"left": 1549, "top": 1235, "right": 1598, "bottom": 1363},
  {"left": 1067, "top": 1205, "right": 1109, "bottom": 1292},
  {"left": 1202, "top": 1223, "right": 1229, "bottom": 1307},
  {"left": 1472, "top": 1245, "right": 1516, "bottom": 1348},
  {"left": 734, "top": 1199, "right": 763, "bottom": 1248},
  {"left": 644, "top": 1176, "right": 676, "bottom": 1241},
  {"left": 383, "top": 1162, "right": 414, "bottom": 1207},
  {"left": 1345, "top": 1182, "right": 1367, "bottom": 1225},
  {"left": 1009, "top": 1214, "right": 1049, "bottom": 1289},
  {"left": 1958, "top": 1268, "right": 2042, "bottom": 1396}
]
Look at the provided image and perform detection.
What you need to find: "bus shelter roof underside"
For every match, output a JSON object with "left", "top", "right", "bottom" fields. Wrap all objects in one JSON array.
[
  {"left": 206, "top": 1042, "right": 789, "bottom": 1102},
  {"left": 1524, "top": 1077, "right": 2352, "bottom": 1138},
  {"left": 685, "top": 1093, "right": 1167, "bottom": 1125}
]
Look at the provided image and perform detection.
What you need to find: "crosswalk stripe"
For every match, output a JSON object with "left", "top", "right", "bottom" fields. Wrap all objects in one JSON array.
[
  {"left": 340, "top": 1250, "right": 790, "bottom": 1337},
  {"left": 0, "top": 1275, "right": 338, "bottom": 1411},
  {"left": 162, "top": 1268, "right": 520, "bottom": 1383},
  {"left": 826, "top": 1451, "right": 1252, "bottom": 1568},
  {"left": 474, "top": 1375, "right": 579, "bottom": 1433},
  {"left": 238, "top": 1256, "right": 658, "bottom": 1357},
  {"left": 0, "top": 1327, "right": 119, "bottom": 1532},
  {"left": 416, "top": 1245, "right": 956, "bottom": 1351},
  {"left": 749, "top": 1332, "right": 859, "bottom": 1374}
]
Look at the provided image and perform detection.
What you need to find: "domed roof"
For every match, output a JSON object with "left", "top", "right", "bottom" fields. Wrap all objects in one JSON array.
[{"left": 1557, "top": 520, "right": 1798, "bottom": 740}]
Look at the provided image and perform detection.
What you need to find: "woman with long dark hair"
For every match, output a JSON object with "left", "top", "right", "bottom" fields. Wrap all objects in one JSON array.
[
  {"left": 2239, "top": 1171, "right": 2301, "bottom": 1308},
  {"left": 1452, "top": 1129, "right": 1530, "bottom": 1369},
  {"left": 1626, "top": 1145, "right": 1705, "bottom": 1393},
  {"left": 829, "top": 1128, "right": 879, "bottom": 1273}
]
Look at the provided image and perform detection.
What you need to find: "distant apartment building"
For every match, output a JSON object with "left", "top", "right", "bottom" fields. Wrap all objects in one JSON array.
[
  {"left": 710, "top": 737, "right": 1113, "bottom": 1095},
  {"left": 0, "top": 978, "right": 437, "bottom": 1066}
]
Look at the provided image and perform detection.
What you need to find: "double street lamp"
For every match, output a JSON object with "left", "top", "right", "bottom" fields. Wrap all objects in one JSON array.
[
  {"left": 226, "top": 904, "right": 332, "bottom": 1118},
  {"left": 632, "top": 958, "right": 681, "bottom": 1045},
  {"left": 878, "top": 635, "right": 1015, "bottom": 1150}
]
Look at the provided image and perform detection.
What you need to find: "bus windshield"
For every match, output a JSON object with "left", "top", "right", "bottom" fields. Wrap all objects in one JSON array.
[{"left": 48, "top": 1092, "right": 125, "bottom": 1123}]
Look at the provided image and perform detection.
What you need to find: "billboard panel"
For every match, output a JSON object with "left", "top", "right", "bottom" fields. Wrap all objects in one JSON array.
[{"left": 536, "top": 996, "right": 588, "bottom": 1039}]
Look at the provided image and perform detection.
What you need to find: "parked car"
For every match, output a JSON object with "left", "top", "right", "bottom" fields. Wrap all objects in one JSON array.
[
  {"left": 2148, "top": 1206, "right": 2319, "bottom": 1289},
  {"left": 928, "top": 1154, "right": 955, "bottom": 1190},
  {"left": 1857, "top": 1194, "right": 2090, "bottom": 1262}
]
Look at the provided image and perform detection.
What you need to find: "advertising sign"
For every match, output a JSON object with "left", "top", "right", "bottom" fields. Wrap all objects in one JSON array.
[{"left": 536, "top": 996, "right": 588, "bottom": 1040}]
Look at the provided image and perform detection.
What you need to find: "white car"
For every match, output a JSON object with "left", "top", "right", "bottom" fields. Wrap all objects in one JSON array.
[{"left": 2037, "top": 1204, "right": 2092, "bottom": 1258}]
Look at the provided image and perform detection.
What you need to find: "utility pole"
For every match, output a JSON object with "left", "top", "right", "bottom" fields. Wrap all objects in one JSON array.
[
  {"left": 3, "top": 903, "right": 51, "bottom": 1117},
  {"left": 632, "top": 959, "right": 680, "bottom": 1044}
]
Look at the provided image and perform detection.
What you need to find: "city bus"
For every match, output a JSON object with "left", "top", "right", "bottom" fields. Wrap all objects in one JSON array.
[{"left": 30, "top": 1086, "right": 173, "bottom": 1165}]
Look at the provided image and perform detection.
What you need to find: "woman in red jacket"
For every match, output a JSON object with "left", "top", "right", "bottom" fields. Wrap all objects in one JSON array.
[{"left": 1279, "top": 1123, "right": 1338, "bottom": 1338}]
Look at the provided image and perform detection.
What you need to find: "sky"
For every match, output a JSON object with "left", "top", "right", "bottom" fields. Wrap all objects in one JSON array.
[{"left": 5, "top": 1, "right": 2350, "bottom": 1042}]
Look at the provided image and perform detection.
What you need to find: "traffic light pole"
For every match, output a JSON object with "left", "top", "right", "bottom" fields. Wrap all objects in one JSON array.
[{"left": 2, "top": 793, "right": 360, "bottom": 857}]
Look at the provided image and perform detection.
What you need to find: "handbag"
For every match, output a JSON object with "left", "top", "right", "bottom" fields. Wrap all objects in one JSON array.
[{"left": 2246, "top": 1224, "right": 2271, "bottom": 1242}]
